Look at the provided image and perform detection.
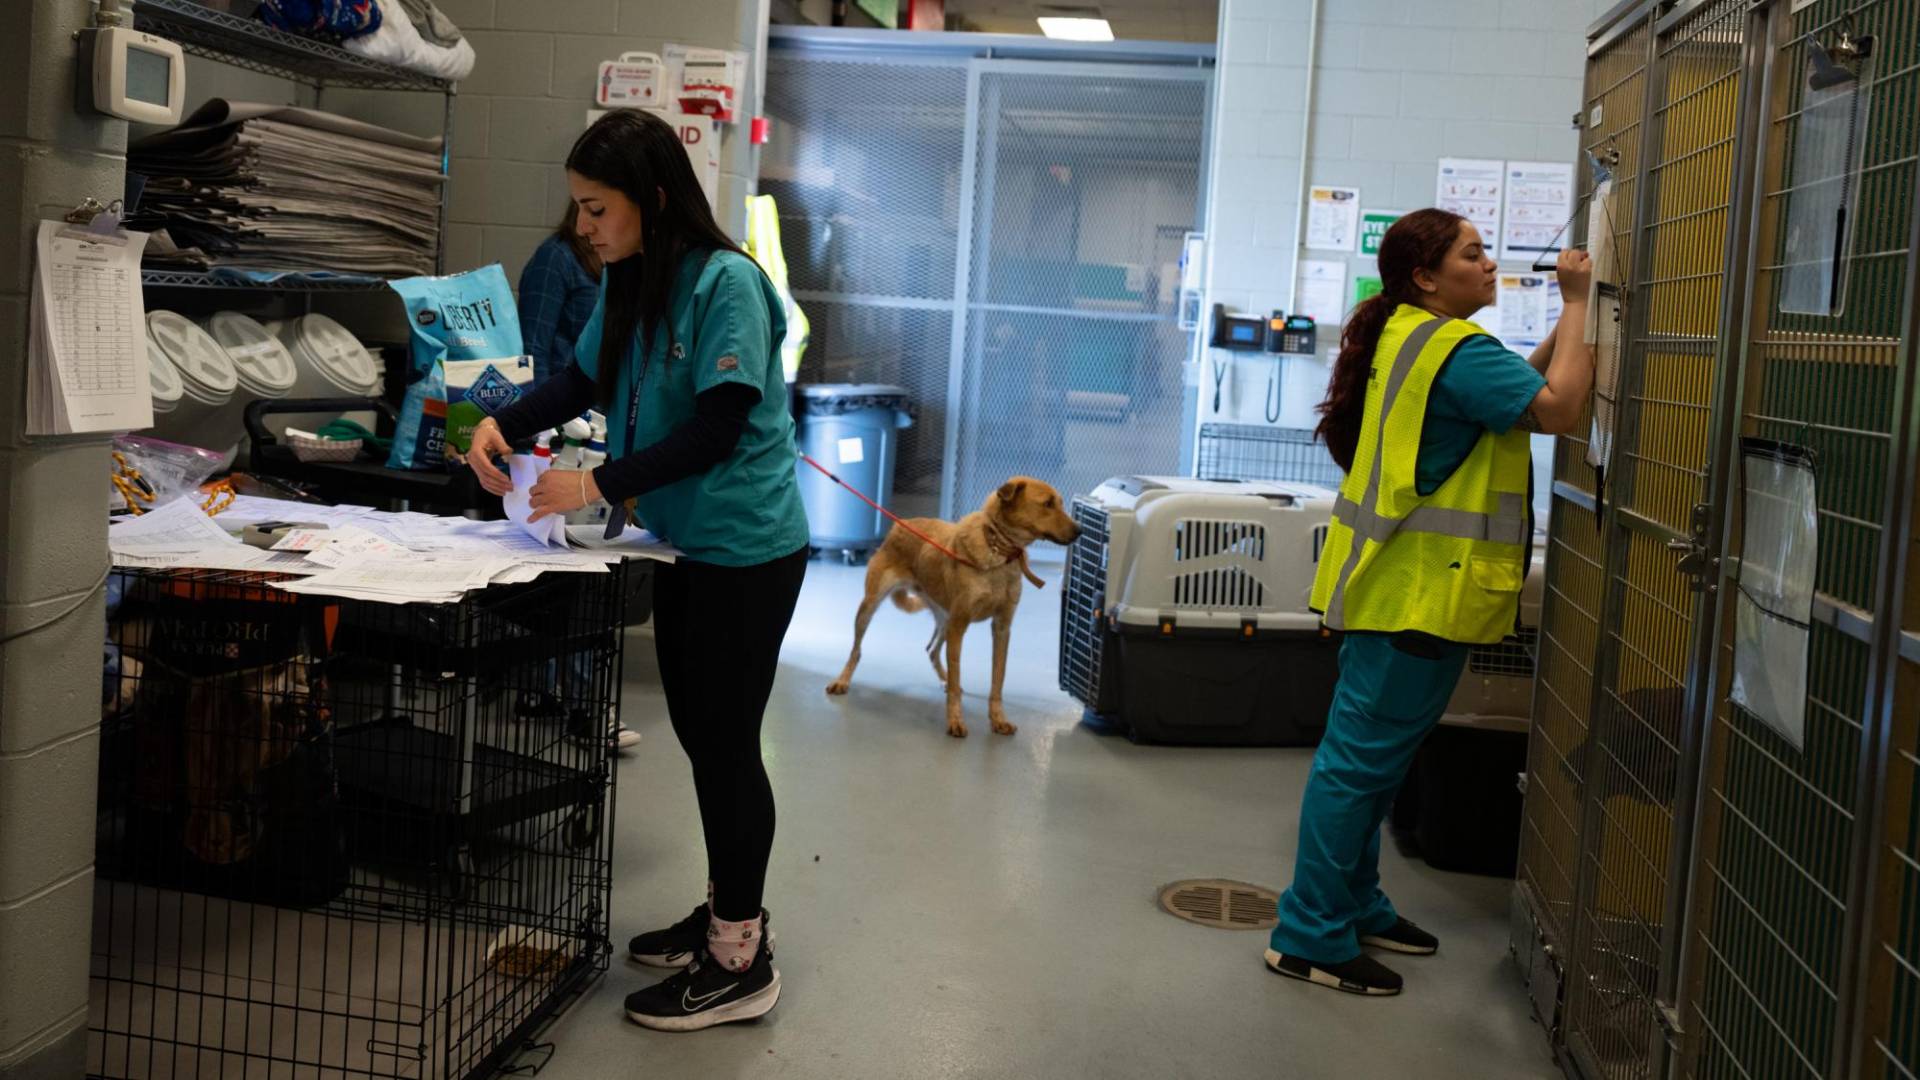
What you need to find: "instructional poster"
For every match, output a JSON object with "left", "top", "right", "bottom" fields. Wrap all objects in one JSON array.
[
  {"left": 1501, "top": 161, "right": 1575, "bottom": 263},
  {"left": 1295, "top": 259, "right": 1348, "bottom": 328},
  {"left": 1495, "top": 273, "right": 1552, "bottom": 350},
  {"left": 1435, "top": 158, "right": 1504, "bottom": 248},
  {"left": 1305, "top": 186, "right": 1361, "bottom": 252},
  {"left": 1475, "top": 274, "right": 1564, "bottom": 354}
]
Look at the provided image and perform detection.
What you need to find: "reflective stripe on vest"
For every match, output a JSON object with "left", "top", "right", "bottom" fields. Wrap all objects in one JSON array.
[
  {"left": 1322, "top": 317, "right": 1442, "bottom": 630},
  {"left": 1313, "top": 305, "right": 1533, "bottom": 644},
  {"left": 1330, "top": 492, "right": 1529, "bottom": 546}
]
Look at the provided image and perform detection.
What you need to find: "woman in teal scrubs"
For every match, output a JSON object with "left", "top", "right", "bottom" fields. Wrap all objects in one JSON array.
[
  {"left": 1267, "top": 209, "right": 1593, "bottom": 996},
  {"left": 470, "top": 110, "right": 809, "bottom": 1032}
]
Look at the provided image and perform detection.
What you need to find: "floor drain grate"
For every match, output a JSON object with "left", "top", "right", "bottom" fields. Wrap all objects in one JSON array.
[{"left": 1158, "top": 879, "right": 1281, "bottom": 930}]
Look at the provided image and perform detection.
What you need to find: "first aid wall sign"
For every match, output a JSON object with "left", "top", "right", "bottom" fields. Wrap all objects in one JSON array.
[{"left": 597, "top": 52, "right": 664, "bottom": 108}]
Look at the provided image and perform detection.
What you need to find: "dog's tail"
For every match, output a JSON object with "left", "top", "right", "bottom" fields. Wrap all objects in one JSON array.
[{"left": 891, "top": 586, "right": 928, "bottom": 614}]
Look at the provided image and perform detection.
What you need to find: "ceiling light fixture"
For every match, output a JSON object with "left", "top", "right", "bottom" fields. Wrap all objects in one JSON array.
[{"left": 1037, "top": 6, "right": 1114, "bottom": 41}]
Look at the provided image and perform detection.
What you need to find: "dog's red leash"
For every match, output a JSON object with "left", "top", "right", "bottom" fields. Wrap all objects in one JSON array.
[{"left": 798, "top": 453, "right": 1045, "bottom": 588}]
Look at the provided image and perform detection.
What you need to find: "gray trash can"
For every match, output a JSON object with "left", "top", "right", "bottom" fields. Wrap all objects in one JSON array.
[{"left": 795, "top": 384, "right": 913, "bottom": 560}]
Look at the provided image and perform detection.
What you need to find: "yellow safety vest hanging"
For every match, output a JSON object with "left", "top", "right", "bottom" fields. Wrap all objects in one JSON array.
[
  {"left": 1309, "top": 304, "right": 1533, "bottom": 645},
  {"left": 744, "top": 193, "right": 808, "bottom": 383}
]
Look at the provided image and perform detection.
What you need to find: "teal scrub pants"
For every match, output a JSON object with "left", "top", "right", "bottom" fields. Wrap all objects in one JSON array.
[{"left": 1271, "top": 632, "right": 1470, "bottom": 964}]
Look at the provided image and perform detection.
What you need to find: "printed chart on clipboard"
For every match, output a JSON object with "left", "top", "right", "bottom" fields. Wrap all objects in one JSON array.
[{"left": 1532, "top": 145, "right": 1627, "bottom": 513}]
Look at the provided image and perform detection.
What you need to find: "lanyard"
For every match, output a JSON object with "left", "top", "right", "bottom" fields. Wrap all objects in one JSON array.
[
  {"left": 606, "top": 359, "right": 650, "bottom": 540},
  {"left": 606, "top": 250, "right": 715, "bottom": 539}
]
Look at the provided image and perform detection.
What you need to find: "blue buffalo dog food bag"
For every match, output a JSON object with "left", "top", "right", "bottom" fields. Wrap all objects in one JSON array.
[{"left": 387, "top": 266, "right": 532, "bottom": 470}]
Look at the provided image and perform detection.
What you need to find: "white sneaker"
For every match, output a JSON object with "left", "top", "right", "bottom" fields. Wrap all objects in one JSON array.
[{"left": 609, "top": 718, "right": 640, "bottom": 751}]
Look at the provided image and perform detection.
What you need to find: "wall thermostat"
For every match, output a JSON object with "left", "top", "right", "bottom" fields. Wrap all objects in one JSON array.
[{"left": 84, "top": 26, "right": 186, "bottom": 125}]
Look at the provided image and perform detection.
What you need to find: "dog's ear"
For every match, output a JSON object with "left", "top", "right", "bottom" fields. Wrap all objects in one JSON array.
[{"left": 995, "top": 479, "right": 1026, "bottom": 506}]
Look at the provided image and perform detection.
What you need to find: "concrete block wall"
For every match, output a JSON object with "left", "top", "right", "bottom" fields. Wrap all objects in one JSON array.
[
  {"left": 168, "top": 0, "right": 768, "bottom": 359},
  {"left": 181, "top": 0, "right": 766, "bottom": 289},
  {"left": 1200, "top": 0, "right": 1610, "bottom": 430},
  {"left": 429, "top": 0, "right": 768, "bottom": 286},
  {"left": 0, "top": 2, "right": 128, "bottom": 1076}
]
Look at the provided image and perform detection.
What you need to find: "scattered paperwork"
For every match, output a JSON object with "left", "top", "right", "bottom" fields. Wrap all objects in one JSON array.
[{"left": 108, "top": 493, "right": 677, "bottom": 604}]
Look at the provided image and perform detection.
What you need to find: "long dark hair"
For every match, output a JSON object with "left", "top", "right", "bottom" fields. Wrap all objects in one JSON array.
[
  {"left": 565, "top": 109, "right": 750, "bottom": 406},
  {"left": 1315, "top": 207, "right": 1466, "bottom": 472},
  {"left": 555, "top": 201, "right": 603, "bottom": 279}
]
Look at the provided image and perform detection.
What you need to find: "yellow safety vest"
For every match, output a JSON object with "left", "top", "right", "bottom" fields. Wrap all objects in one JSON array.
[
  {"left": 744, "top": 194, "right": 808, "bottom": 382},
  {"left": 1310, "top": 304, "right": 1533, "bottom": 645}
]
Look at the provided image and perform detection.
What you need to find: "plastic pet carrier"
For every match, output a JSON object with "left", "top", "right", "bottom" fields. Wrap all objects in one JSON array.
[
  {"left": 1058, "top": 476, "right": 1340, "bottom": 746},
  {"left": 1392, "top": 550, "right": 1545, "bottom": 875}
]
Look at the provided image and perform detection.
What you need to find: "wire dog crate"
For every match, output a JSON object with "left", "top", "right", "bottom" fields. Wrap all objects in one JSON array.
[
  {"left": 1194, "top": 423, "right": 1344, "bottom": 488},
  {"left": 91, "top": 565, "right": 625, "bottom": 1079}
]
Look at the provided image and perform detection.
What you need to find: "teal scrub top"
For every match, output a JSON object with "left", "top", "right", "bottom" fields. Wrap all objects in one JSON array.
[
  {"left": 575, "top": 249, "right": 811, "bottom": 567},
  {"left": 1416, "top": 334, "right": 1546, "bottom": 495}
]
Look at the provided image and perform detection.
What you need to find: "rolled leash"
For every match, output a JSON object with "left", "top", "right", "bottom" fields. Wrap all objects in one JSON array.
[{"left": 797, "top": 453, "right": 1045, "bottom": 588}]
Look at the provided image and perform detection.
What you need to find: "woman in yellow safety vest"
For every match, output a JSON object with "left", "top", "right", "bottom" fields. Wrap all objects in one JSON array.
[{"left": 1266, "top": 208, "right": 1593, "bottom": 996}]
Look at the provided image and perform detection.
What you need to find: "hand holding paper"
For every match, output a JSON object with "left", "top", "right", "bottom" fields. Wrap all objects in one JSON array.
[
  {"left": 527, "top": 466, "right": 599, "bottom": 523},
  {"left": 502, "top": 454, "right": 568, "bottom": 547}
]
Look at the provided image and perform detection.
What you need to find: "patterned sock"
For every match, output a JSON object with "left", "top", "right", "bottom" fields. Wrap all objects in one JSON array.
[{"left": 706, "top": 912, "right": 762, "bottom": 973}]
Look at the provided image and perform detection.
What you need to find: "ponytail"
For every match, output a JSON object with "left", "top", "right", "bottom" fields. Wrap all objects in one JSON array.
[
  {"left": 1315, "top": 293, "right": 1393, "bottom": 473},
  {"left": 1311, "top": 206, "right": 1469, "bottom": 474}
]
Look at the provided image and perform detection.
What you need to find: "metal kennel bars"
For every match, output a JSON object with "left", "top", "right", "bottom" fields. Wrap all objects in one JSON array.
[
  {"left": 1509, "top": 1, "right": 1920, "bottom": 1078},
  {"left": 90, "top": 566, "right": 624, "bottom": 1079}
]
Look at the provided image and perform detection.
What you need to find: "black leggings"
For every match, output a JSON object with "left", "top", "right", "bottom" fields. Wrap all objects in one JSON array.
[{"left": 650, "top": 546, "right": 808, "bottom": 923}]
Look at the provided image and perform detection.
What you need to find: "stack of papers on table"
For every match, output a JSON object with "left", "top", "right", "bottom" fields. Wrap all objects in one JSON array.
[
  {"left": 129, "top": 100, "right": 443, "bottom": 278},
  {"left": 108, "top": 495, "right": 679, "bottom": 604}
]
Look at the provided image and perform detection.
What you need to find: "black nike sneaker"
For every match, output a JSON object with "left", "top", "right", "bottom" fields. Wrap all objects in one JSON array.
[
  {"left": 1264, "top": 948, "right": 1403, "bottom": 996},
  {"left": 1361, "top": 917, "right": 1439, "bottom": 956},
  {"left": 623, "top": 940, "right": 780, "bottom": 1031},
  {"left": 627, "top": 905, "right": 774, "bottom": 969}
]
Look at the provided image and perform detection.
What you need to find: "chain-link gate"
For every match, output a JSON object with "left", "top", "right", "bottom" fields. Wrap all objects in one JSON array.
[
  {"left": 764, "top": 40, "right": 1210, "bottom": 521},
  {"left": 1515, "top": 1, "right": 1920, "bottom": 1078},
  {"left": 762, "top": 53, "right": 970, "bottom": 517},
  {"left": 943, "top": 62, "right": 1209, "bottom": 518}
]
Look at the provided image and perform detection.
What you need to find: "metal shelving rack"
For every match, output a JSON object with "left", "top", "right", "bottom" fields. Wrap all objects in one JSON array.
[
  {"left": 130, "top": 0, "right": 454, "bottom": 291},
  {"left": 137, "top": 268, "right": 398, "bottom": 291}
]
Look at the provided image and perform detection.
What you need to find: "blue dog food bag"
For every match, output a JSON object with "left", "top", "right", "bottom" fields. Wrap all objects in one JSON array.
[{"left": 387, "top": 266, "right": 531, "bottom": 470}]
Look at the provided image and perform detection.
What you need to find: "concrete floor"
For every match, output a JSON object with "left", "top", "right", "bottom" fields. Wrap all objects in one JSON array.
[{"left": 531, "top": 553, "right": 1561, "bottom": 1080}]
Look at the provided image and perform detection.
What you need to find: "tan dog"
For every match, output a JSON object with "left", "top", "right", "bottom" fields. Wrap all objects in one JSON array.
[{"left": 826, "top": 477, "right": 1081, "bottom": 737}]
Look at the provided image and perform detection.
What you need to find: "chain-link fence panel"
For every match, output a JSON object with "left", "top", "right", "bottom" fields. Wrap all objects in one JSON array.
[
  {"left": 762, "top": 55, "right": 968, "bottom": 516},
  {"left": 945, "top": 67, "right": 1208, "bottom": 517}
]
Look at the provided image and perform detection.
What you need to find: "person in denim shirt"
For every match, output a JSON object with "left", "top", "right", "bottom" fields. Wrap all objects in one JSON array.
[{"left": 518, "top": 207, "right": 602, "bottom": 388}]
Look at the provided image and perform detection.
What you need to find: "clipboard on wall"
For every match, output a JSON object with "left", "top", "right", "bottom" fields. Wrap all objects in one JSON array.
[{"left": 27, "top": 198, "right": 155, "bottom": 436}]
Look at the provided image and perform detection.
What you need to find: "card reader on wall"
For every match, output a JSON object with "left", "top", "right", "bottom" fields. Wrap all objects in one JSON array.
[
  {"left": 1267, "top": 314, "right": 1317, "bottom": 355},
  {"left": 1210, "top": 304, "right": 1267, "bottom": 351}
]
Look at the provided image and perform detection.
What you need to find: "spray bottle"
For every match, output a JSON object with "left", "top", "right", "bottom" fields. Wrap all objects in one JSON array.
[{"left": 557, "top": 413, "right": 592, "bottom": 470}]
